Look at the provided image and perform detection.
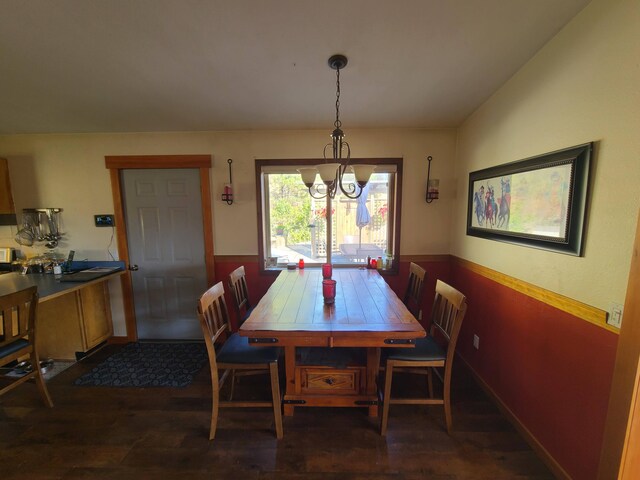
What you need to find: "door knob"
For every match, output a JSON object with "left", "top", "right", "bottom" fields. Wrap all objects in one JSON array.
[{"left": 128, "top": 264, "right": 139, "bottom": 271}]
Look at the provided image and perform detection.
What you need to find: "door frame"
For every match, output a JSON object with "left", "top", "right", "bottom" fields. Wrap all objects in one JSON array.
[
  {"left": 105, "top": 155, "right": 215, "bottom": 342},
  {"left": 598, "top": 209, "right": 640, "bottom": 478}
]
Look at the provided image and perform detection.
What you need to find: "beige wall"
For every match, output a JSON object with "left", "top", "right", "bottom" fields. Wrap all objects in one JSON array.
[
  {"left": 0, "top": 128, "right": 457, "bottom": 334},
  {"left": 453, "top": 0, "right": 640, "bottom": 312}
]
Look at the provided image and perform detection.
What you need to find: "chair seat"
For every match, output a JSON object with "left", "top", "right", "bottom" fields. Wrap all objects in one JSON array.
[
  {"left": 383, "top": 336, "right": 446, "bottom": 362},
  {"left": 0, "top": 338, "right": 30, "bottom": 361},
  {"left": 217, "top": 333, "right": 280, "bottom": 364}
]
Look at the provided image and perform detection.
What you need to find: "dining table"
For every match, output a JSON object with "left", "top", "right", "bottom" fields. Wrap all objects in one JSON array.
[{"left": 239, "top": 267, "right": 426, "bottom": 416}]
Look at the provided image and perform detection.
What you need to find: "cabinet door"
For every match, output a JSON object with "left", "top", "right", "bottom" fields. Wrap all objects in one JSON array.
[
  {"left": 37, "top": 293, "right": 84, "bottom": 360},
  {"left": 0, "top": 158, "right": 16, "bottom": 216},
  {"left": 80, "top": 282, "right": 114, "bottom": 349}
]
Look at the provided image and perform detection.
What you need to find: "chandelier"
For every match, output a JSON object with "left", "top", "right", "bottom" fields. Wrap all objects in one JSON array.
[{"left": 298, "top": 54, "right": 375, "bottom": 199}]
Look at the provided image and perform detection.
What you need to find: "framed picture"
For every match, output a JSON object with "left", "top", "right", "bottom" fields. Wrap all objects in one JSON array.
[
  {"left": 266, "top": 256, "right": 278, "bottom": 268},
  {"left": 466, "top": 143, "right": 593, "bottom": 256}
]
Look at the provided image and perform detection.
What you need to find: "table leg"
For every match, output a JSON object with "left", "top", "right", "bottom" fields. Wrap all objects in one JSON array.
[
  {"left": 284, "top": 346, "right": 296, "bottom": 416},
  {"left": 366, "top": 347, "right": 381, "bottom": 417}
]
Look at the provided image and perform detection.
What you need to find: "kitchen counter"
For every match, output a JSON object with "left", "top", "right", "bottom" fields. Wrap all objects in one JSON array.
[
  {"left": 0, "top": 261, "right": 126, "bottom": 360},
  {"left": 0, "top": 262, "right": 125, "bottom": 301}
]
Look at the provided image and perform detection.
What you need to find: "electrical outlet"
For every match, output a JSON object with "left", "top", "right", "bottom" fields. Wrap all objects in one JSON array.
[
  {"left": 607, "top": 302, "right": 624, "bottom": 329},
  {"left": 473, "top": 334, "right": 480, "bottom": 350}
]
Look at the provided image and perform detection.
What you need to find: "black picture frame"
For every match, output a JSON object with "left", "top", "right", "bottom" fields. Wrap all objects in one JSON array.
[{"left": 466, "top": 143, "right": 593, "bottom": 256}]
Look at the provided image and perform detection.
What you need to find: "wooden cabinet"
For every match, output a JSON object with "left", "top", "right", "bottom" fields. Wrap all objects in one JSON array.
[
  {"left": 0, "top": 157, "right": 16, "bottom": 220},
  {"left": 79, "top": 282, "right": 113, "bottom": 348},
  {"left": 37, "top": 281, "right": 114, "bottom": 360}
]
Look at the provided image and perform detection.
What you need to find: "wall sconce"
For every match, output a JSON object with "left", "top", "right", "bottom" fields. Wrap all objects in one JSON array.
[
  {"left": 425, "top": 155, "right": 439, "bottom": 203},
  {"left": 222, "top": 158, "right": 233, "bottom": 205}
]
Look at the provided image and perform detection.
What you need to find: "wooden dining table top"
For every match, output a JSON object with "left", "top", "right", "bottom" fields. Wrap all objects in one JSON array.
[{"left": 239, "top": 268, "right": 426, "bottom": 346}]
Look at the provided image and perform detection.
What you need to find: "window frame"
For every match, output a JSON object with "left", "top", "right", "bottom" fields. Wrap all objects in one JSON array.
[{"left": 255, "top": 158, "right": 403, "bottom": 276}]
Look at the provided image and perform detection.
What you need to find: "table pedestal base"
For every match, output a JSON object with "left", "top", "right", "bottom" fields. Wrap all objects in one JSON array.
[{"left": 283, "top": 346, "right": 380, "bottom": 417}]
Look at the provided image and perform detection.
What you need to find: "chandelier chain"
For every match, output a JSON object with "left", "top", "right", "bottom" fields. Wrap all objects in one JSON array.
[
  {"left": 299, "top": 54, "right": 373, "bottom": 202},
  {"left": 334, "top": 67, "right": 341, "bottom": 129}
]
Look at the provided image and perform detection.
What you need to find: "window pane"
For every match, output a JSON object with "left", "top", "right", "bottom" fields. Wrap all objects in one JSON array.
[
  {"left": 265, "top": 171, "right": 392, "bottom": 266},
  {"left": 333, "top": 172, "right": 390, "bottom": 265},
  {"left": 266, "top": 174, "right": 314, "bottom": 265}
]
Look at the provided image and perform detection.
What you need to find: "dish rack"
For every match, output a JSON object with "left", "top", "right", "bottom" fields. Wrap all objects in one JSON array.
[{"left": 15, "top": 208, "right": 64, "bottom": 249}]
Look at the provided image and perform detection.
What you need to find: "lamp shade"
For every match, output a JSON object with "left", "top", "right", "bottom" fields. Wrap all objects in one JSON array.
[
  {"left": 350, "top": 165, "right": 376, "bottom": 187},
  {"left": 298, "top": 168, "right": 318, "bottom": 187},
  {"left": 316, "top": 163, "right": 340, "bottom": 185}
]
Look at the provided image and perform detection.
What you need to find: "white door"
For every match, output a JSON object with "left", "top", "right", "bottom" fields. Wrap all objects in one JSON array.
[{"left": 123, "top": 168, "right": 207, "bottom": 339}]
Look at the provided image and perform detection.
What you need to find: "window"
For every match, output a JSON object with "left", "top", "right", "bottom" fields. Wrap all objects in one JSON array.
[{"left": 256, "top": 158, "right": 402, "bottom": 273}]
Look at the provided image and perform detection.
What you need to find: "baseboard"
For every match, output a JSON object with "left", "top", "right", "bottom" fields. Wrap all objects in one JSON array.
[
  {"left": 459, "top": 355, "right": 571, "bottom": 480},
  {"left": 107, "top": 336, "right": 130, "bottom": 344}
]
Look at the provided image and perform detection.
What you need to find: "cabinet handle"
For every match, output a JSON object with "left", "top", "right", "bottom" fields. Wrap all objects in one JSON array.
[{"left": 324, "top": 377, "right": 335, "bottom": 385}]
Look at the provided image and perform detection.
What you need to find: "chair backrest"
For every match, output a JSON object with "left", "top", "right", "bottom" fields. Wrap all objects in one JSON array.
[
  {"left": 0, "top": 286, "right": 39, "bottom": 364},
  {"left": 228, "top": 265, "right": 251, "bottom": 325},
  {"left": 403, "top": 262, "right": 427, "bottom": 320},
  {"left": 197, "top": 282, "right": 232, "bottom": 362},
  {"left": 429, "top": 280, "right": 468, "bottom": 362}
]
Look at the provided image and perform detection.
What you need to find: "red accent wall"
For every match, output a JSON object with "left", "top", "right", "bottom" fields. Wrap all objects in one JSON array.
[
  {"left": 452, "top": 262, "right": 618, "bottom": 480},
  {"left": 383, "top": 260, "right": 452, "bottom": 328}
]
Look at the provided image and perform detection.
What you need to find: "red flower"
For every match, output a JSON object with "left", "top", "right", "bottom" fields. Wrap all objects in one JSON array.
[{"left": 314, "top": 207, "right": 335, "bottom": 219}]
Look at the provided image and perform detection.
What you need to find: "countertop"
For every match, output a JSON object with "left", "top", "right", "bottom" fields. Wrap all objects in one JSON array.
[{"left": 0, "top": 261, "right": 125, "bottom": 301}]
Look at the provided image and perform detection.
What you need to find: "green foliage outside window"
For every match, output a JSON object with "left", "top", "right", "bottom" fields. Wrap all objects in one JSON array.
[{"left": 268, "top": 174, "right": 312, "bottom": 244}]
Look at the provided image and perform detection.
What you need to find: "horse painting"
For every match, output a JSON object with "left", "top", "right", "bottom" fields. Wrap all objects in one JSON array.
[
  {"left": 473, "top": 191, "right": 485, "bottom": 226},
  {"left": 497, "top": 178, "right": 511, "bottom": 228},
  {"left": 484, "top": 187, "right": 497, "bottom": 228}
]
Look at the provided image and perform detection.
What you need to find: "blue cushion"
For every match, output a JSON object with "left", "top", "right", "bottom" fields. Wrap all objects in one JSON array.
[
  {"left": 0, "top": 338, "right": 30, "bottom": 360},
  {"left": 217, "top": 333, "right": 280, "bottom": 364},
  {"left": 383, "top": 336, "right": 446, "bottom": 362}
]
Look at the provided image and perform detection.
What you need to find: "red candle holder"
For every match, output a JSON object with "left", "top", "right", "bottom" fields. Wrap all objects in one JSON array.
[
  {"left": 322, "top": 263, "right": 332, "bottom": 279},
  {"left": 322, "top": 279, "right": 337, "bottom": 304}
]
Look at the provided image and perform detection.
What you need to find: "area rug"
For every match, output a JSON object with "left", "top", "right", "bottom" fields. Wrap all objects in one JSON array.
[{"left": 74, "top": 342, "right": 208, "bottom": 388}]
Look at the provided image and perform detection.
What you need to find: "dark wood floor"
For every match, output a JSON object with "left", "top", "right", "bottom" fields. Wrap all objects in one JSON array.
[{"left": 0, "top": 344, "right": 554, "bottom": 479}]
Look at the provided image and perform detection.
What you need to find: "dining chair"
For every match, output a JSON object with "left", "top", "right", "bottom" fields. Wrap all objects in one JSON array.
[
  {"left": 380, "top": 279, "right": 467, "bottom": 435},
  {"left": 227, "top": 265, "right": 265, "bottom": 399},
  {"left": 0, "top": 286, "right": 53, "bottom": 407},
  {"left": 403, "top": 262, "right": 427, "bottom": 320},
  {"left": 228, "top": 265, "right": 253, "bottom": 327},
  {"left": 197, "top": 281, "right": 283, "bottom": 440}
]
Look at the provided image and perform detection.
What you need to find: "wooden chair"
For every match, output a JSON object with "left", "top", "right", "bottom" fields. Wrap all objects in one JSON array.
[
  {"left": 197, "top": 281, "right": 283, "bottom": 440},
  {"left": 227, "top": 265, "right": 264, "bottom": 398},
  {"left": 0, "top": 286, "right": 53, "bottom": 407},
  {"left": 403, "top": 262, "right": 427, "bottom": 320},
  {"left": 228, "top": 266, "right": 253, "bottom": 327},
  {"left": 380, "top": 279, "right": 467, "bottom": 435}
]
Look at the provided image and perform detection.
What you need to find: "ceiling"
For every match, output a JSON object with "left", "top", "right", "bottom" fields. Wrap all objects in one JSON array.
[{"left": 0, "top": 0, "right": 591, "bottom": 135}]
